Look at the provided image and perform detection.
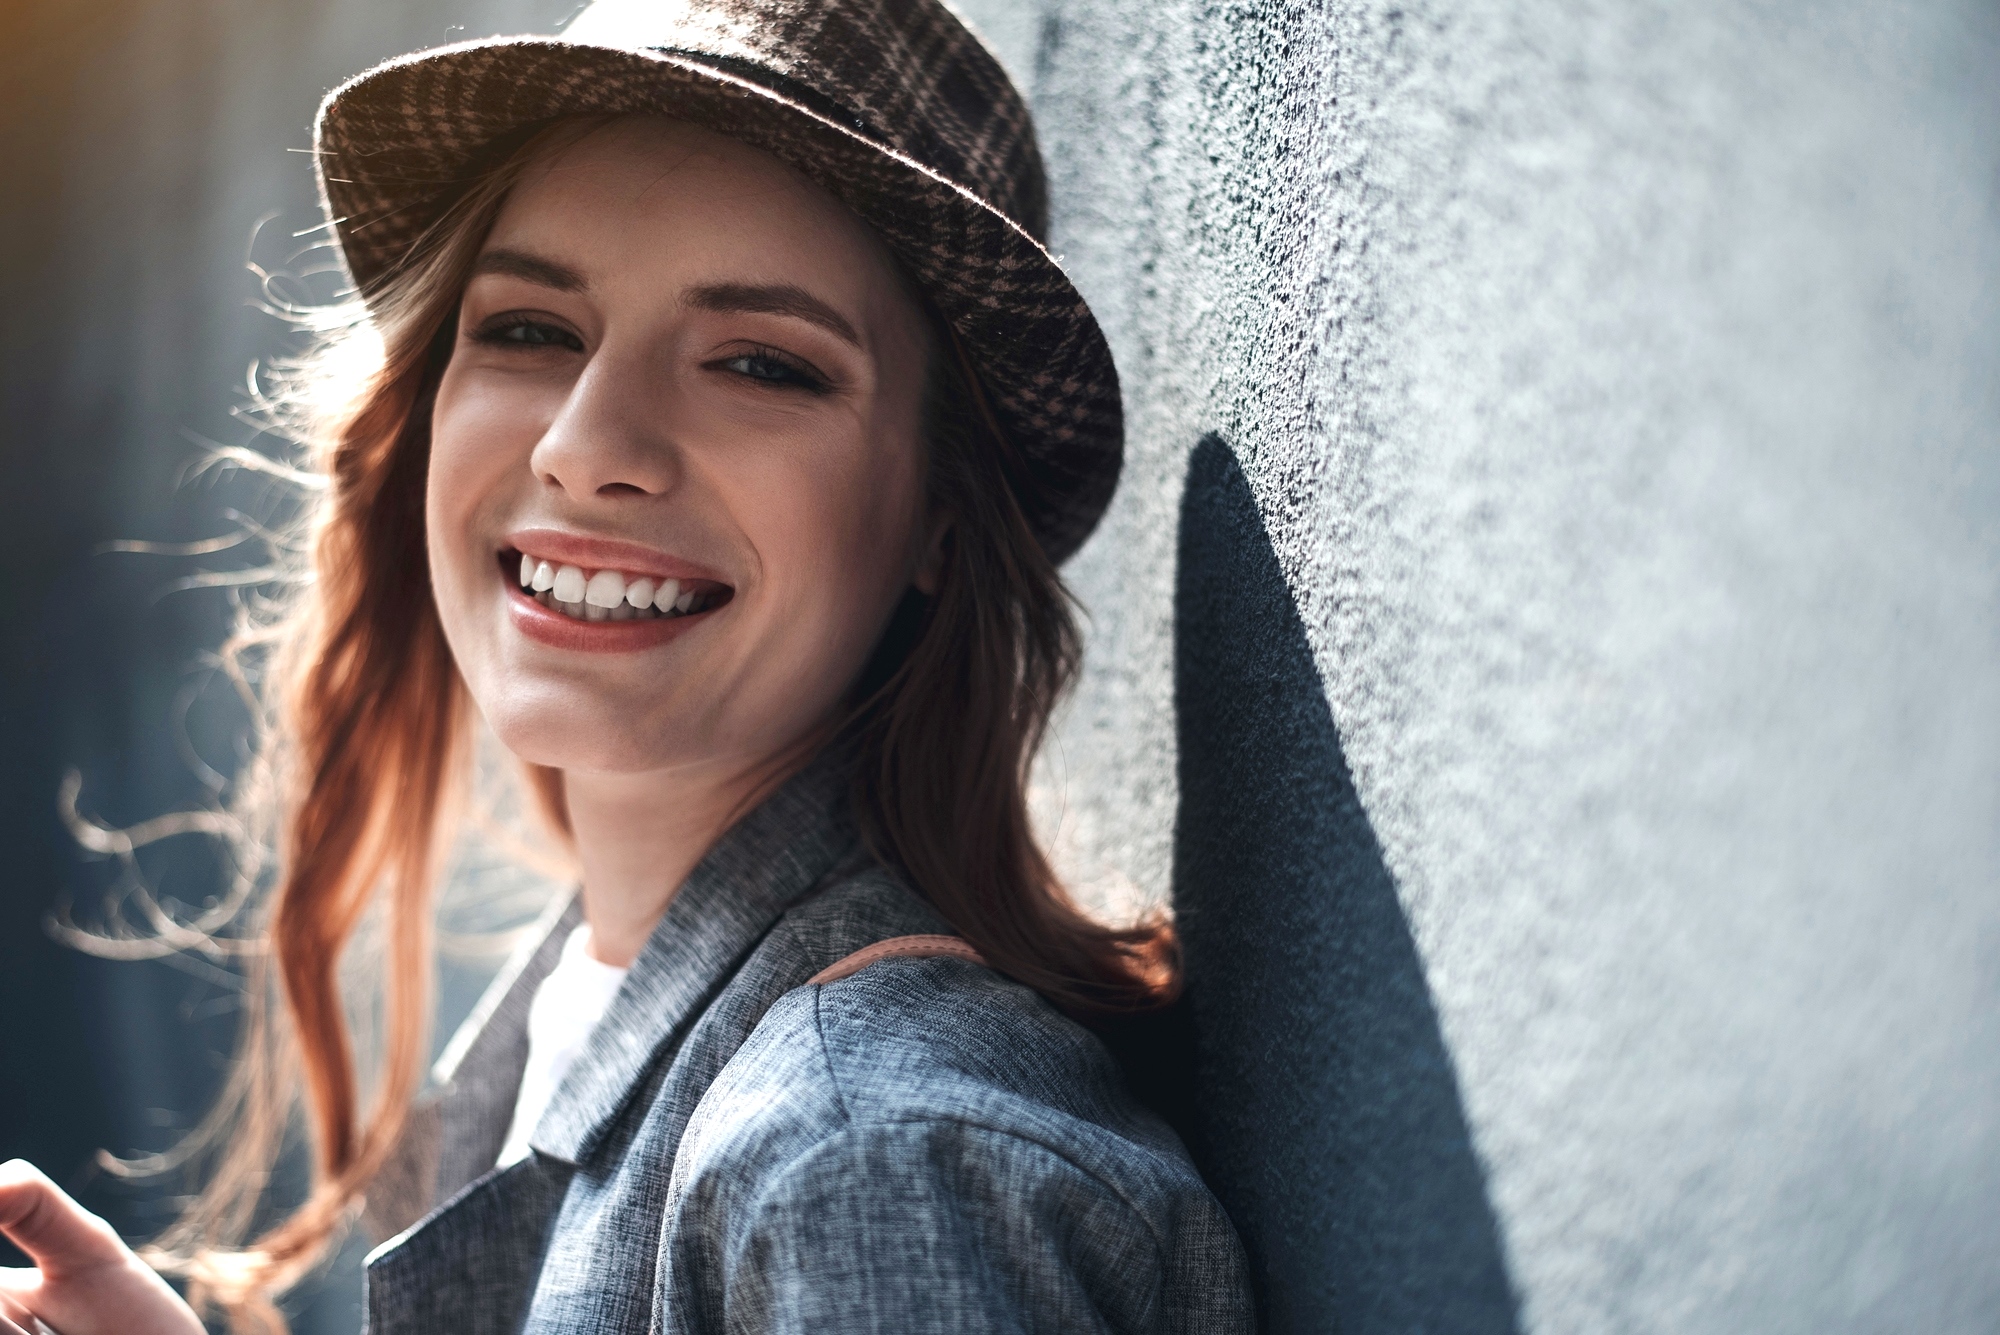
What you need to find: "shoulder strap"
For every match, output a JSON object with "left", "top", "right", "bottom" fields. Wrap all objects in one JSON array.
[{"left": 807, "top": 933, "right": 988, "bottom": 986}]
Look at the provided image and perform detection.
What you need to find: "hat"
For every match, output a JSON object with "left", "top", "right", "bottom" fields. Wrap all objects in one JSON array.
[{"left": 313, "top": 0, "right": 1120, "bottom": 564}]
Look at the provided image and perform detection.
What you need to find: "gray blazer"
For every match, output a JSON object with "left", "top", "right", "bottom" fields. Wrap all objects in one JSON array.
[{"left": 361, "top": 752, "right": 1253, "bottom": 1333}]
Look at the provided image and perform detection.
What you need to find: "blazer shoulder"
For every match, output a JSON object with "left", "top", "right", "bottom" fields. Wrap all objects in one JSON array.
[
  {"left": 661, "top": 961, "right": 1253, "bottom": 1334},
  {"left": 679, "top": 950, "right": 1200, "bottom": 1211}
]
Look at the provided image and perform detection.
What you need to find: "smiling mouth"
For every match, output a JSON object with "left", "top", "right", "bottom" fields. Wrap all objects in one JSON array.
[{"left": 502, "top": 550, "right": 734, "bottom": 623}]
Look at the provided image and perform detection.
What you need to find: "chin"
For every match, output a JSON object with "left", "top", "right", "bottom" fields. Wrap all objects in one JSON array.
[{"left": 483, "top": 696, "right": 687, "bottom": 775}]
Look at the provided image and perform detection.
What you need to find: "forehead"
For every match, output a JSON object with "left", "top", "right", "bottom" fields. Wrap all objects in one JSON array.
[{"left": 483, "top": 117, "right": 914, "bottom": 327}]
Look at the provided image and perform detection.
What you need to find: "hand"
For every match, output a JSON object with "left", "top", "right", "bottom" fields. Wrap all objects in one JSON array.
[{"left": 0, "top": 1160, "right": 204, "bottom": 1335}]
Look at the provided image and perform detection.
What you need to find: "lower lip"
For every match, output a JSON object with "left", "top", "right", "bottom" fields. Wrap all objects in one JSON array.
[{"left": 507, "top": 583, "right": 718, "bottom": 653}]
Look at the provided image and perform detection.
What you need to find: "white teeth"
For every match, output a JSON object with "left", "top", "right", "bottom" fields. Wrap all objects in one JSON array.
[
  {"left": 514, "top": 554, "right": 720, "bottom": 624},
  {"left": 584, "top": 569, "right": 626, "bottom": 608}
]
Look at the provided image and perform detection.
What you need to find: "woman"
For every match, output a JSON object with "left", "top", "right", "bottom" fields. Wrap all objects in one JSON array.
[{"left": 0, "top": 0, "right": 1252, "bottom": 1331}]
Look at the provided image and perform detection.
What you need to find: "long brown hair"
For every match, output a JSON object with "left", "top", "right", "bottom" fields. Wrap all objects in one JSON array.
[{"left": 119, "top": 117, "right": 1175, "bottom": 1329}]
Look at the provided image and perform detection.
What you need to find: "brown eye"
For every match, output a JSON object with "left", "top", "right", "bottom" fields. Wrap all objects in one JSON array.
[
  {"left": 719, "top": 349, "right": 829, "bottom": 394},
  {"left": 474, "top": 317, "right": 584, "bottom": 352}
]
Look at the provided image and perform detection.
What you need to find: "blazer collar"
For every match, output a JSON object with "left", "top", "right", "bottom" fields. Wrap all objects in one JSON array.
[{"left": 530, "top": 746, "right": 858, "bottom": 1165}]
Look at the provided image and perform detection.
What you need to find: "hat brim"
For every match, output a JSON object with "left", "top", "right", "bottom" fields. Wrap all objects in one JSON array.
[{"left": 314, "top": 37, "right": 1119, "bottom": 565}]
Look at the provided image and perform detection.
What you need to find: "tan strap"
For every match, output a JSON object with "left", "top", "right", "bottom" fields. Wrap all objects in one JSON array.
[{"left": 807, "top": 934, "right": 988, "bottom": 986}]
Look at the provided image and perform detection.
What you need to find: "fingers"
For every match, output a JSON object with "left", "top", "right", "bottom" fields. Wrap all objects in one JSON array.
[{"left": 0, "top": 1162, "right": 125, "bottom": 1278}]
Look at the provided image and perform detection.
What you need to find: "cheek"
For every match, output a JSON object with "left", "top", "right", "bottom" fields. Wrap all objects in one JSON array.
[
  {"left": 426, "top": 388, "right": 482, "bottom": 596},
  {"left": 736, "top": 427, "right": 925, "bottom": 675},
  {"left": 815, "top": 444, "right": 921, "bottom": 595},
  {"left": 424, "top": 372, "right": 541, "bottom": 632}
]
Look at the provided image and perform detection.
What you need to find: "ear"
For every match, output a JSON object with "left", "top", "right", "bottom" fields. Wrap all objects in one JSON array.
[{"left": 911, "top": 506, "right": 952, "bottom": 596}]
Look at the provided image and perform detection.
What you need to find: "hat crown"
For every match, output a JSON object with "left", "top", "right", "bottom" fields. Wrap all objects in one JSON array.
[{"left": 567, "top": 0, "right": 1048, "bottom": 240}]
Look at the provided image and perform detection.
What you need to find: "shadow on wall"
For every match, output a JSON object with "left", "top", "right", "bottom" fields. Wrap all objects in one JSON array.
[{"left": 1170, "top": 436, "right": 1520, "bottom": 1334}]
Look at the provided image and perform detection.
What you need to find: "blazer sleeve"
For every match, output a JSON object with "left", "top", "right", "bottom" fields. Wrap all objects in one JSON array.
[{"left": 706, "top": 1118, "right": 1241, "bottom": 1335}]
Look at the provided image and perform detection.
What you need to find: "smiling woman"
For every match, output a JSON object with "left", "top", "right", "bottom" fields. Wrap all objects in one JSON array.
[
  {"left": 0, "top": 2, "right": 1251, "bottom": 1333},
  {"left": 433, "top": 121, "right": 936, "bottom": 806}
]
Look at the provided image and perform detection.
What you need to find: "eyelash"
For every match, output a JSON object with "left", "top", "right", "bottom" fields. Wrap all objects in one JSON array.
[
  {"left": 468, "top": 319, "right": 829, "bottom": 395},
  {"left": 470, "top": 315, "right": 584, "bottom": 352},
  {"left": 714, "top": 345, "right": 831, "bottom": 395}
]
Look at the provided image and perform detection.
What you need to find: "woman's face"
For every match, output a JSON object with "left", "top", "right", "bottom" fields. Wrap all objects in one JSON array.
[{"left": 428, "top": 117, "right": 936, "bottom": 778}]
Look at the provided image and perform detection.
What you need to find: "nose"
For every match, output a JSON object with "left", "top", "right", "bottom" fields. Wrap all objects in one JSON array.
[{"left": 528, "top": 349, "right": 681, "bottom": 500}]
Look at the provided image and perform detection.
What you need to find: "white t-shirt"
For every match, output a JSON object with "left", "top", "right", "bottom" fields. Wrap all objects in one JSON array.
[{"left": 496, "top": 924, "right": 629, "bottom": 1168}]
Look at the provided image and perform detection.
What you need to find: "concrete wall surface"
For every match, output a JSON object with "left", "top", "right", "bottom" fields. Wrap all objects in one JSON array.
[{"left": 952, "top": 0, "right": 2000, "bottom": 1331}]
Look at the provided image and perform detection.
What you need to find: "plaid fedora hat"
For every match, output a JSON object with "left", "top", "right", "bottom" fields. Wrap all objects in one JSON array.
[{"left": 313, "top": 0, "right": 1120, "bottom": 564}]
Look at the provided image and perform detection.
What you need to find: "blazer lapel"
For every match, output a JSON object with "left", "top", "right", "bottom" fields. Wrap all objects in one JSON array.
[
  {"left": 363, "top": 748, "right": 857, "bottom": 1334},
  {"left": 530, "top": 749, "right": 857, "bottom": 1166},
  {"left": 364, "top": 893, "right": 582, "bottom": 1242}
]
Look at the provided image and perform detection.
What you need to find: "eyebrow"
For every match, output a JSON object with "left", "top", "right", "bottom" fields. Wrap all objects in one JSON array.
[
  {"left": 471, "top": 248, "right": 588, "bottom": 292},
  {"left": 686, "top": 282, "right": 863, "bottom": 349},
  {"left": 468, "top": 256, "right": 864, "bottom": 351}
]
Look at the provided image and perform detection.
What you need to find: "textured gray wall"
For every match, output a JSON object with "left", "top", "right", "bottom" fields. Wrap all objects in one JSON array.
[{"left": 953, "top": 0, "right": 2000, "bottom": 1331}]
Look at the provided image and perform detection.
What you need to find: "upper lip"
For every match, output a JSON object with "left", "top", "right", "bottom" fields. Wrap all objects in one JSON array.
[{"left": 505, "top": 528, "right": 730, "bottom": 585}]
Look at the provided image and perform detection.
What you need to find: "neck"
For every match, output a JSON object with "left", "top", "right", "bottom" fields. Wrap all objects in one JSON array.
[{"left": 560, "top": 749, "right": 800, "bottom": 967}]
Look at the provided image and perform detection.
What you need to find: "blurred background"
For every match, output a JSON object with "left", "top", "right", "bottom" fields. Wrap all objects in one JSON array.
[
  {"left": 0, "top": 3, "right": 579, "bottom": 1329},
  {"left": 3, "top": 1, "right": 1998, "bottom": 1333}
]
